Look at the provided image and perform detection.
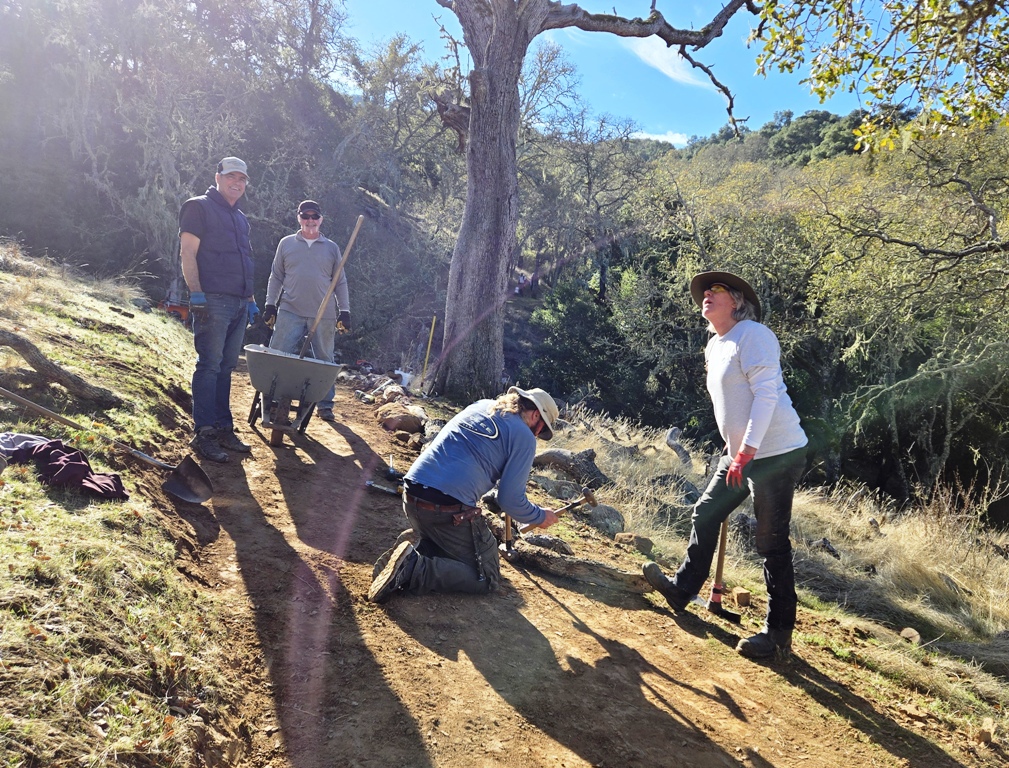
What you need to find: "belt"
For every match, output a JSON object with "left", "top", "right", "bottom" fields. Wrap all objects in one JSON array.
[
  {"left": 405, "top": 493, "right": 480, "bottom": 524},
  {"left": 405, "top": 493, "right": 470, "bottom": 512}
]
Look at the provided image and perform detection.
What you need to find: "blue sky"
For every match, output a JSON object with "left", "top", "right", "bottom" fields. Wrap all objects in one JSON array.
[{"left": 341, "top": 0, "right": 862, "bottom": 146}]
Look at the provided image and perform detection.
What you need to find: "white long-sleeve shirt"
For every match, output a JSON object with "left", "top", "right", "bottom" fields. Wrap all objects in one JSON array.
[{"left": 705, "top": 320, "right": 807, "bottom": 458}]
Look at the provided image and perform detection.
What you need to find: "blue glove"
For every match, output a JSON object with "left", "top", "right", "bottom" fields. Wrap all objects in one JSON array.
[
  {"left": 247, "top": 300, "right": 260, "bottom": 325},
  {"left": 189, "top": 291, "right": 209, "bottom": 322}
]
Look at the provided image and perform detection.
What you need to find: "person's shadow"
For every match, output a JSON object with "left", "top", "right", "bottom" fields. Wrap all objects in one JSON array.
[
  {"left": 190, "top": 450, "right": 432, "bottom": 767},
  {"left": 389, "top": 569, "right": 742, "bottom": 766}
]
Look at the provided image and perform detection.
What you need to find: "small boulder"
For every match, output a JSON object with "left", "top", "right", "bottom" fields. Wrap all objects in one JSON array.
[
  {"left": 899, "top": 627, "right": 921, "bottom": 645},
  {"left": 588, "top": 504, "right": 624, "bottom": 538},
  {"left": 376, "top": 403, "right": 424, "bottom": 433},
  {"left": 614, "top": 532, "right": 653, "bottom": 556}
]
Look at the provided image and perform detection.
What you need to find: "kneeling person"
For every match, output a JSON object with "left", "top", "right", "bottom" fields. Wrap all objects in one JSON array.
[{"left": 369, "top": 387, "right": 560, "bottom": 603}]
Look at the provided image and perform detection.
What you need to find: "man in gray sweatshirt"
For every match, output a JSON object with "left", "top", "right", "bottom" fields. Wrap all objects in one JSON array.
[{"left": 262, "top": 200, "right": 351, "bottom": 421}]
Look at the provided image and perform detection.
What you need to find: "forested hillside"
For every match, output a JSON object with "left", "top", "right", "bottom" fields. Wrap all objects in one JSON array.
[{"left": 3, "top": 1, "right": 1009, "bottom": 513}]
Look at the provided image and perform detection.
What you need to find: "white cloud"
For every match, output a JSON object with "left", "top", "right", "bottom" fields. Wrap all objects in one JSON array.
[
  {"left": 622, "top": 37, "right": 713, "bottom": 89},
  {"left": 632, "top": 130, "right": 689, "bottom": 147}
]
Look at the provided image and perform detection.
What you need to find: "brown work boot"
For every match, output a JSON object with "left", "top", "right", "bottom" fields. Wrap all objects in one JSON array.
[
  {"left": 643, "top": 561, "right": 691, "bottom": 613},
  {"left": 368, "top": 542, "right": 418, "bottom": 604},
  {"left": 218, "top": 428, "right": 251, "bottom": 453},
  {"left": 736, "top": 628, "right": 792, "bottom": 660},
  {"left": 191, "top": 427, "right": 229, "bottom": 463}
]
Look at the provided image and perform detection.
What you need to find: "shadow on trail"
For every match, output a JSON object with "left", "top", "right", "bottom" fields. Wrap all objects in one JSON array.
[
  {"left": 390, "top": 571, "right": 740, "bottom": 767},
  {"left": 644, "top": 591, "right": 969, "bottom": 767},
  {"left": 781, "top": 656, "right": 971, "bottom": 767},
  {"left": 200, "top": 387, "right": 432, "bottom": 767}
]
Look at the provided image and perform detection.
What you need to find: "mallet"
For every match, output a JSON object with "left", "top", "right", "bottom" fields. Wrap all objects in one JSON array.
[{"left": 519, "top": 486, "right": 598, "bottom": 534}]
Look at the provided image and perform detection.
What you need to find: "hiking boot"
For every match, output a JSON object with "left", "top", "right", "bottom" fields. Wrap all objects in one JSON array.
[
  {"left": 643, "top": 561, "right": 691, "bottom": 613},
  {"left": 317, "top": 407, "right": 336, "bottom": 422},
  {"left": 191, "top": 427, "right": 229, "bottom": 463},
  {"left": 736, "top": 628, "right": 792, "bottom": 660},
  {"left": 217, "top": 429, "right": 251, "bottom": 453},
  {"left": 372, "top": 530, "right": 417, "bottom": 581},
  {"left": 368, "top": 541, "right": 418, "bottom": 604}
]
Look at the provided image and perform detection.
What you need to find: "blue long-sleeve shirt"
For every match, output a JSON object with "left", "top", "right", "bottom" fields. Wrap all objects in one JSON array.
[{"left": 405, "top": 400, "right": 546, "bottom": 526}]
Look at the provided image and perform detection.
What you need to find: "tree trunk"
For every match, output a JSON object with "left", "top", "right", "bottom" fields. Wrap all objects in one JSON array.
[{"left": 432, "top": 2, "right": 536, "bottom": 400}]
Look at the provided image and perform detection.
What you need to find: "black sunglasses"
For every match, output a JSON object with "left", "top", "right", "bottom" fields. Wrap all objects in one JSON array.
[{"left": 299, "top": 213, "right": 321, "bottom": 220}]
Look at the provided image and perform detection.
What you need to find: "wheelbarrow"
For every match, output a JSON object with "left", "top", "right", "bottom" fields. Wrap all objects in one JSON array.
[{"left": 245, "top": 344, "right": 342, "bottom": 446}]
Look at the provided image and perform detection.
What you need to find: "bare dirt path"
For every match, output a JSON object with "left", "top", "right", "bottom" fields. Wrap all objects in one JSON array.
[{"left": 162, "top": 363, "right": 987, "bottom": 768}]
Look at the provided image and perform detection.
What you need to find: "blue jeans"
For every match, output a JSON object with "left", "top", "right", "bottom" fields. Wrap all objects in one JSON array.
[
  {"left": 673, "top": 448, "right": 805, "bottom": 631},
  {"left": 268, "top": 309, "right": 336, "bottom": 409},
  {"left": 192, "top": 293, "right": 247, "bottom": 432}
]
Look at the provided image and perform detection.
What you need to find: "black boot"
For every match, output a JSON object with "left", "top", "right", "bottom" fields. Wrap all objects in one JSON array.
[
  {"left": 642, "top": 562, "right": 692, "bottom": 613},
  {"left": 736, "top": 628, "right": 792, "bottom": 659}
]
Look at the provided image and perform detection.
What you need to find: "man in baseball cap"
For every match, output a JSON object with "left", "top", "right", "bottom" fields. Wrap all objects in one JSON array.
[{"left": 178, "top": 155, "right": 256, "bottom": 462}]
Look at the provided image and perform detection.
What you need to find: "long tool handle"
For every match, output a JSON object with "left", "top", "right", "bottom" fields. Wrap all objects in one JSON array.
[
  {"left": 0, "top": 385, "right": 175, "bottom": 471},
  {"left": 299, "top": 214, "right": 364, "bottom": 358},
  {"left": 709, "top": 519, "right": 729, "bottom": 604}
]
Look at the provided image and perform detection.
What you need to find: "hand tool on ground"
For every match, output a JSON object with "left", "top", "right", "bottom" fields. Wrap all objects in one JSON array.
[
  {"left": 298, "top": 215, "right": 363, "bottom": 358},
  {"left": 692, "top": 519, "right": 741, "bottom": 623},
  {"left": 518, "top": 486, "right": 597, "bottom": 534},
  {"left": 0, "top": 385, "right": 213, "bottom": 504},
  {"left": 365, "top": 479, "right": 402, "bottom": 496}
]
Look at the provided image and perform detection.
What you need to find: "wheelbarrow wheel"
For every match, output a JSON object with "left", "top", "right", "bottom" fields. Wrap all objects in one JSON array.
[{"left": 269, "top": 428, "right": 285, "bottom": 447}]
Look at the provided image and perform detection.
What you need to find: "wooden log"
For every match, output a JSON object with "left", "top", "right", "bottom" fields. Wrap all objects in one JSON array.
[
  {"left": 503, "top": 539, "right": 654, "bottom": 594},
  {"left": 0, "top": 329, "right": 122, "bottom": 407}
]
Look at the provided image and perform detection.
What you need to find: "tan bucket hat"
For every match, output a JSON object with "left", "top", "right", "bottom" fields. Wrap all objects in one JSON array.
[
  {"left": 508, "top": 386, "right": 558, "bottom": 440},
  {"left": 689, "top": 270, "right": 761, "bottom": 321}
]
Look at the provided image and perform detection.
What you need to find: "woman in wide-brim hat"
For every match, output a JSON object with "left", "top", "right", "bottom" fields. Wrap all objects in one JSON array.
[{"left": 644, "top": 270, "right": 809, "bottom": 659}]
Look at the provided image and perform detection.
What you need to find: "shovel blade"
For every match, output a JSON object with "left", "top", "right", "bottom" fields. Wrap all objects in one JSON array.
[{"left": 161, "top": 455, "right": 214, "bottom": 504}]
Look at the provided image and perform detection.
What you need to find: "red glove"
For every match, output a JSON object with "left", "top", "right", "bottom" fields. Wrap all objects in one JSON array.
[{"left": 726, "top": 450, "right": 754, "bottom": 488}]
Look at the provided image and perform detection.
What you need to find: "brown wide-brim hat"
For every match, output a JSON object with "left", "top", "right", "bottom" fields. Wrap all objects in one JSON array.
[
  {"left": 689, "top": 271, "right": 761, "bottom": 321},
  {"left": 508, "top": 386, "right": 558, "bottom": 440}
]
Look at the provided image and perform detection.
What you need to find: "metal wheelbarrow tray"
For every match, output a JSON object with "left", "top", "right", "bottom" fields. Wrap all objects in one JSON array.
[{"left": 244, "top": 344, "right": 342, "bottom": 446}]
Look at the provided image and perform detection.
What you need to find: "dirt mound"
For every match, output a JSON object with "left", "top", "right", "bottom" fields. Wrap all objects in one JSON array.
[{"left": 164, "top": 365, "right": 992, "bottom": 767}]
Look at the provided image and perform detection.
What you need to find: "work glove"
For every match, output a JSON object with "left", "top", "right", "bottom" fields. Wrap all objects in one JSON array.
[
  {"left": 189, "top": 291, "right": 209, "bottom": 323},
  {"left": 337, "top": 310, "right": 351, "bottom": 334},
  {"left": 726, "top": 450, "right": 754, "bottom": 489},
  {"left": 262, "top": 304, "right": 278, "bottom": 328},
  {"left": 247, "top": 300, "right": 260, "bottom": 326}
]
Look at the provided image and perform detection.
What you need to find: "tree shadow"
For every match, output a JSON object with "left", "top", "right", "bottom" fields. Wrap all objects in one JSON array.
[{"left": 205, "top": 451, "right": 432, "bottom": 767}]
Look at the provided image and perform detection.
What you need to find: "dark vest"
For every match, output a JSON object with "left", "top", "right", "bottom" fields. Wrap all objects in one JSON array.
[{"left": 181, "top": 187, "right": 254, "bottom": 297}]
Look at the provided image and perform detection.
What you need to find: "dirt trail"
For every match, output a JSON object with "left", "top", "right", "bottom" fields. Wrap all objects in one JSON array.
[{"left": 162, "top": 363, "right": 981, "bottom": 768}]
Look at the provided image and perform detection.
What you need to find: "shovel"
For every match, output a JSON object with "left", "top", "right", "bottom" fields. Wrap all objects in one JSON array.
[
  {"left": 695, "top": 519, "right": 741, "bottom": 623},
  {"left": 0, "top": 386, "right": 214, "bottom": 504}
]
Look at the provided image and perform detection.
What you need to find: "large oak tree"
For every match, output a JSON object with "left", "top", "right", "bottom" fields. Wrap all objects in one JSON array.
[{"left": 430, "top": 0, "right": 752, "bottom": 399}]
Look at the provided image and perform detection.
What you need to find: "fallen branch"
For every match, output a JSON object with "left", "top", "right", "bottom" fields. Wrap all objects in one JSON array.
[
  {"left": 533, "top": 448, "right": 610, "bottom": 488},
  {"left": 0, "top": 329, "right": 122, "bottom": 407}
]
